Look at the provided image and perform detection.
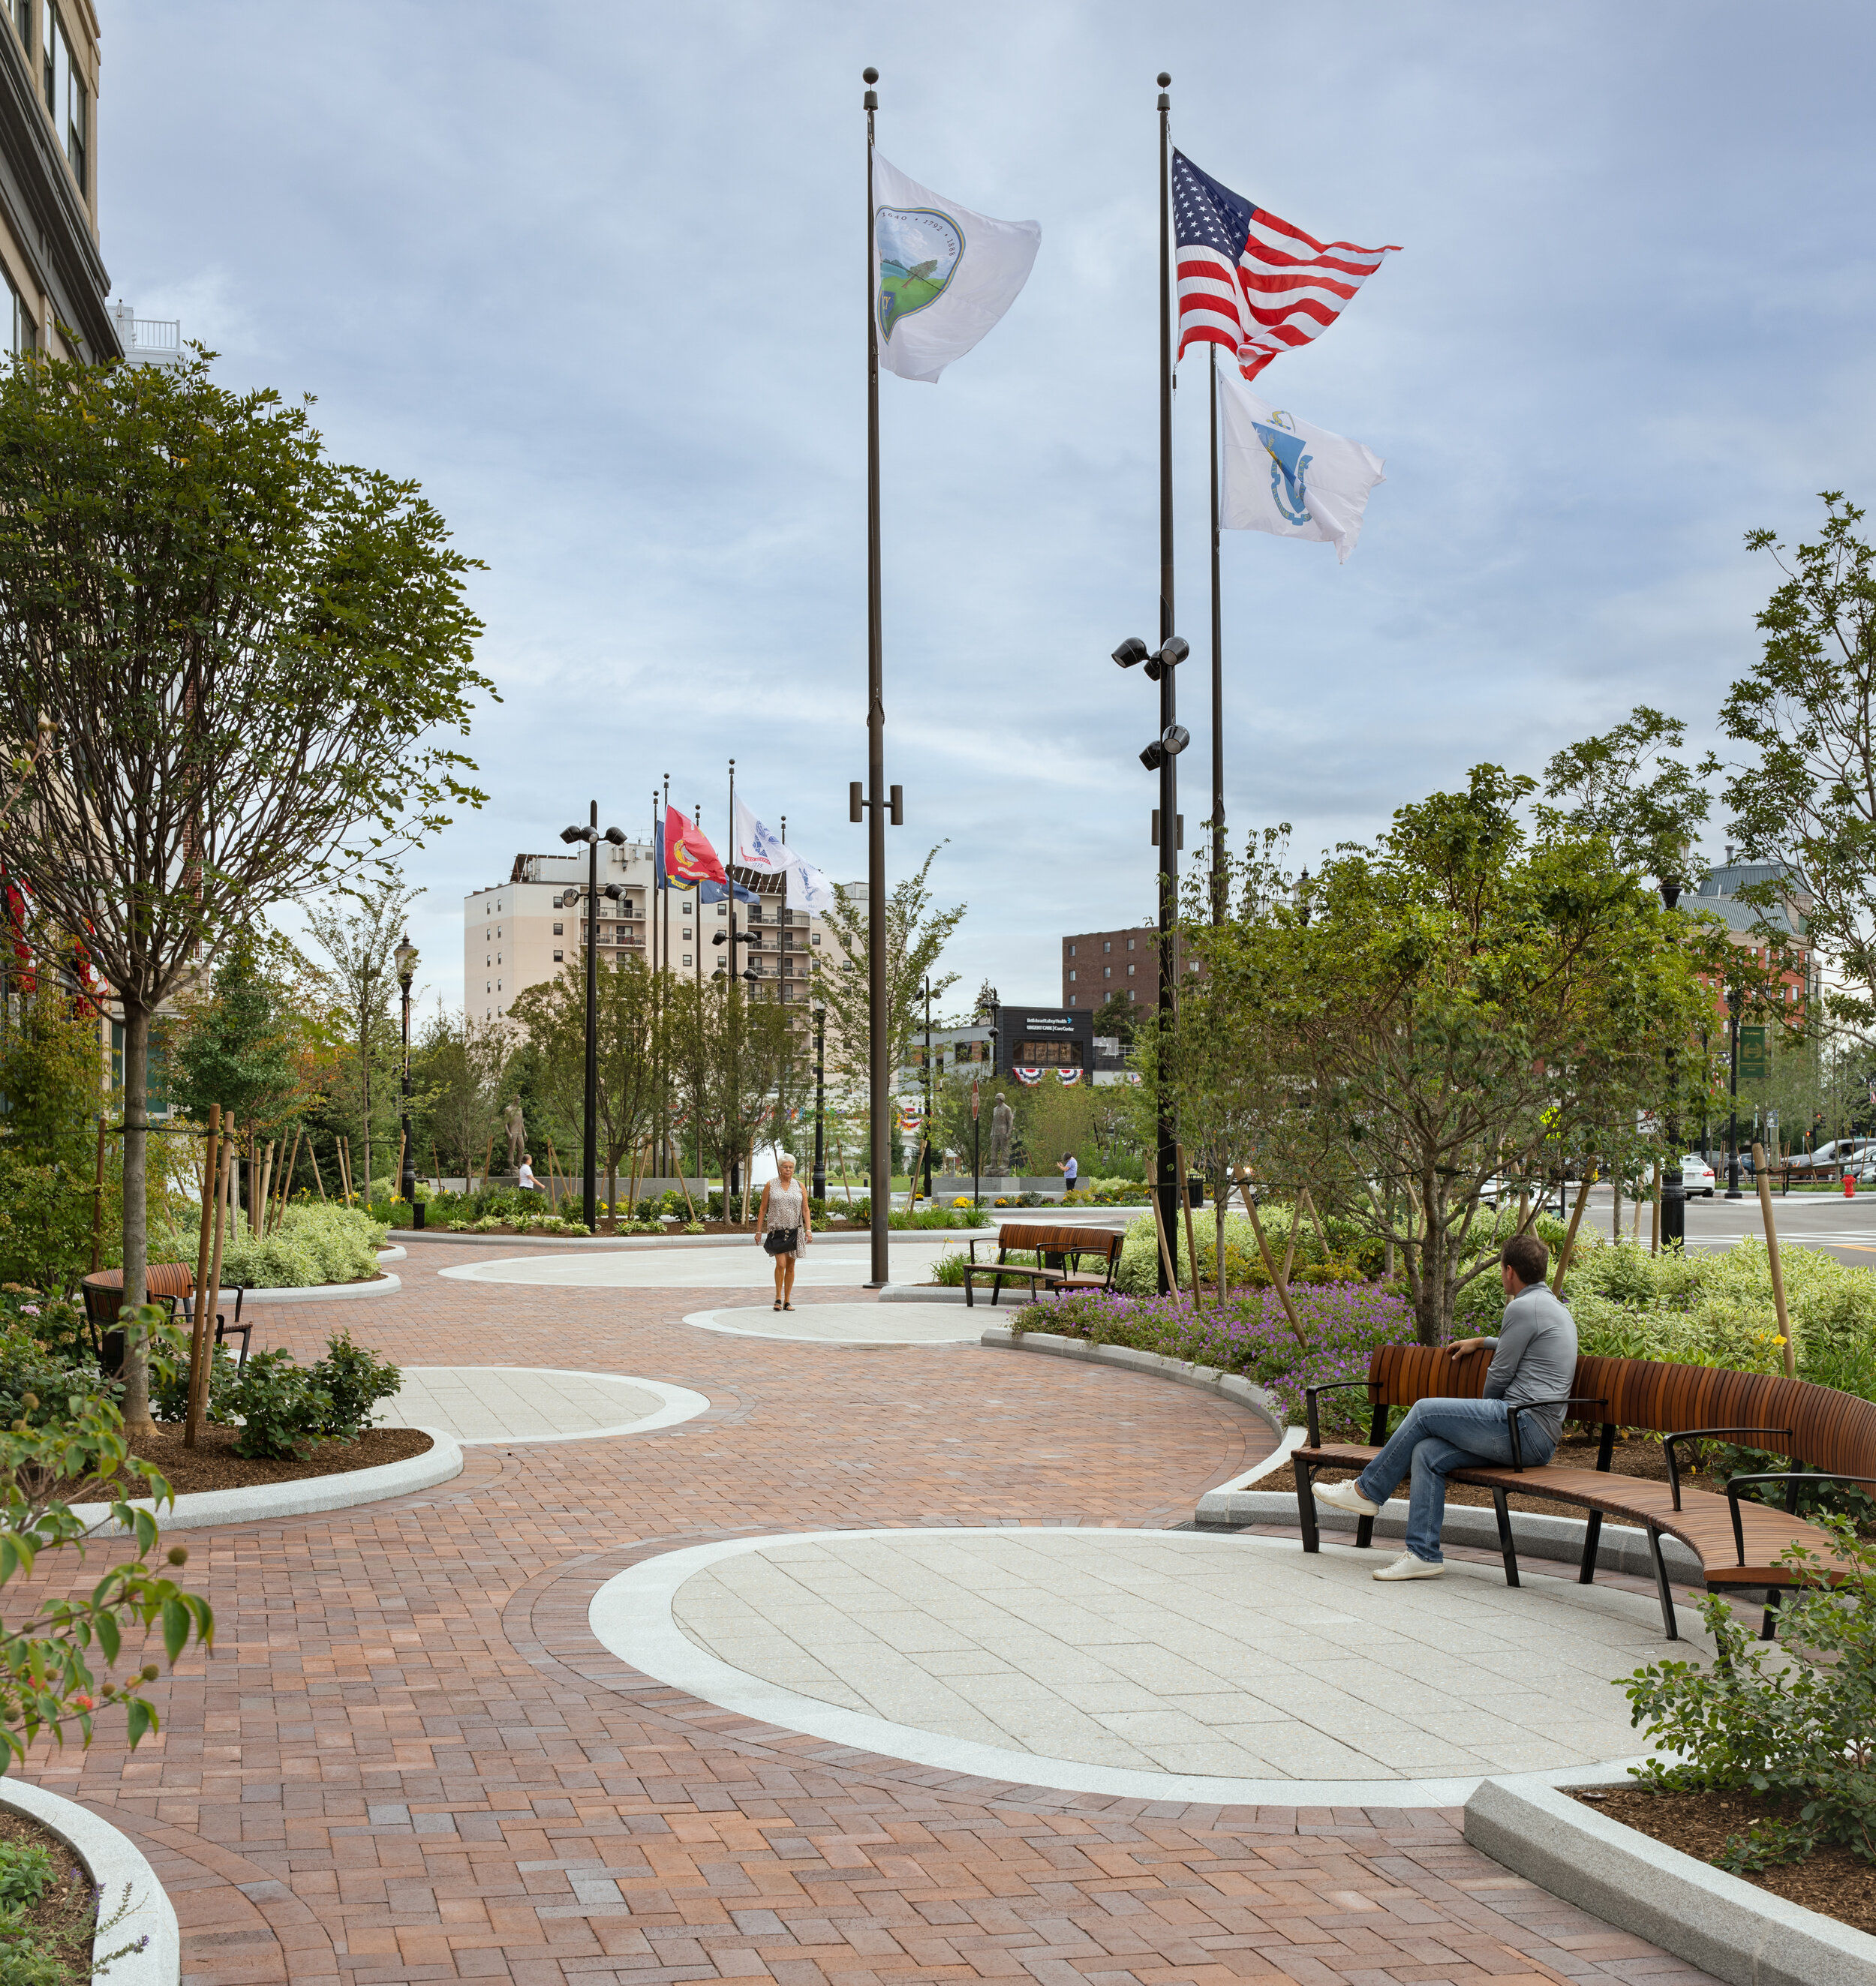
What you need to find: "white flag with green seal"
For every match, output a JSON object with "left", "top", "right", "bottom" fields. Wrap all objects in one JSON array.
[{"left": 872, "top": 154, "right": 1040, "bottom": 384}]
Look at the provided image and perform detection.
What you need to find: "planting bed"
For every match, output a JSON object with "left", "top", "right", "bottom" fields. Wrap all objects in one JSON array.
[
  {"left": 1572, "top": 1783, "right": 1876, "bottom": 1936},
  {"left": 0, "top": 1805, "right": 97, "bottom": 1982},
  {"left": 77, "top": 1423, "right": 432, "bottom": 1498}
]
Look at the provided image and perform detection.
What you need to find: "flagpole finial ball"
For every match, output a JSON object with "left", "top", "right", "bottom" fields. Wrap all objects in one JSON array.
[
  {"left": 863, "top": 66, "right": 879, "bottom": 84},
  {"left": 1157, "top": 71, "right": 1171, "bottom": 87}
]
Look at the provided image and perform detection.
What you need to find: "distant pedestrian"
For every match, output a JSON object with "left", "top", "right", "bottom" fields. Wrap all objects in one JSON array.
[
  {"left": 517, "top": 1154, "right": 543, "bottom": 1193},
  {"left": 1058, "top": 1152, "right": 1078, "bottom": 1192},
  {"left": 757, "top": 1153, "right": 813, "bottom": 1311}
]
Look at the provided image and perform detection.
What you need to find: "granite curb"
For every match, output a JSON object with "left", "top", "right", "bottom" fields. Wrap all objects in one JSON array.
[
  {"left": 1, "top": 1774, "right": 178, "bottom": 1986},
  {"left": 213, "top": 1269, "right": 401, "bottom": 1305},
  {"left": 68, "top": 1426, "right": 464, "bottom": 1534},
  {"left": 979, "top": 1324, "right": 1285, "bottom": 1438},
  {"left": 1466, "top": 1768, "right": 1876, "bottom": 1986}
]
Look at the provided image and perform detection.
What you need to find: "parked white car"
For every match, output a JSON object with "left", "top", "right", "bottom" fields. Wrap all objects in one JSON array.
[{"left": 1678, "top": 1155, "right": 1716, "bottom": 1197}]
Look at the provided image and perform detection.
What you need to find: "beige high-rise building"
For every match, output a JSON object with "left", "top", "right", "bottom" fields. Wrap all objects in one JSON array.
[{"left": 464, "top": 845, "right": 844, "bottom": 1023}]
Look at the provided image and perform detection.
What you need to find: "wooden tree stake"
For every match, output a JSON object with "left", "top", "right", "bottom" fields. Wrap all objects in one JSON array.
[
  {"left": 1754, "top": 1141, "right": 1796, "bottom": 1378},
  {"left": 185, "top": 1105, "right": 221, "bottom": 1450},
  {"left": 1237, "top": 1176, "right": 1308, "bottom": 1349},
  {"left": 1551, "top": 1170, "right": 1594, "bottom": 1293},
  {"left": 1148, "top": 1173, "right": 1181, "bottom": 1298},
  {"left": 1174, "top": 1144, "right": 1204, "bottom": 1312}
]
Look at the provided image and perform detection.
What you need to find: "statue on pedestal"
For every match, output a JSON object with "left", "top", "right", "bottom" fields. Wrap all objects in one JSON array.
[
  {"left": 988, "top": 1092, "right": 1015, "bottom": 1175},
  {"left": 504, "top": 1101, "right": 526, "bottom": 1171}
]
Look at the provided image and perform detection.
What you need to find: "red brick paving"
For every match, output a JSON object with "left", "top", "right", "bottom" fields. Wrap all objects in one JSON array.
[{"left": 15, "top": 1242, "right": 1718, "bottom": 1985}]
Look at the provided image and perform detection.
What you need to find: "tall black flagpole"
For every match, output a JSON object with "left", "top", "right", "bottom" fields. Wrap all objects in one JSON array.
[
  {"left": 1209, "top": 343, "right": 1224, "bottom": 927},
  {"left": 863, "top": 65, "right": 890, "bottom": 1288},
  {"left": 583, "top": 798, "right": 599, "bottom": 1231},
  {"left": 1155, "top": 70, "right": 1179, "bottom": 1289}
]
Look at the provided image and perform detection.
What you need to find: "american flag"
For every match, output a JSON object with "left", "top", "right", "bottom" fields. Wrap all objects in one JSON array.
[{"left": 1172, "top": 149, "right": 1399, "bottom": 382}]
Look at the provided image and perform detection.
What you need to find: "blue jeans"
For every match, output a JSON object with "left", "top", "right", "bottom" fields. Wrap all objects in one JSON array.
[{"left": 1353, "top": 1397, "right": 1554, "bottom": 1564}]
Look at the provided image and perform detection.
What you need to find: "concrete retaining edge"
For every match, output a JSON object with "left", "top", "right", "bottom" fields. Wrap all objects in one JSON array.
[
  {"left": 980, "top": 1325, "right": 1285, "bottom": 1438},
  {"left": 67, "top": 1426, "right": 464, "bottom": 1534},
  {"left": 1465, "top": 1768, "right": 1876, "bottom": 1986},
  {"left": 218, "top": 1271, "right": 401, "bottom": 1305},
  {"left": 0, "top": 1774, "right": 178, "bottom": 1986}
]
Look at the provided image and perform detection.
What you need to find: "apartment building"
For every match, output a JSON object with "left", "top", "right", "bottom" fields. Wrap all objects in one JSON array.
[
  {"left": 0, "top": 0, "right": 119, "bottom": 362},
  {"left": 1061, "top": 924, "right": 1199, "bottom": 1011},
  {"left": 465, "top": 848, "right": 850, "bottom": 1023}
]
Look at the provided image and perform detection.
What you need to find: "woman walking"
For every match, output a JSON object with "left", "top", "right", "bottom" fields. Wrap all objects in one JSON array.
[{"left": 756, "top": 1152, "right": 812, "bottom": 1311}]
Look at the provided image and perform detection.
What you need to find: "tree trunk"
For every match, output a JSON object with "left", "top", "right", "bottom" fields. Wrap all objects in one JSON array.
[
  {"left": 359, "top": 1014, "right": 372, "bottom": 1203},
  {"left": 119, "top": 999, "right": 156, "bottom": 1435}
]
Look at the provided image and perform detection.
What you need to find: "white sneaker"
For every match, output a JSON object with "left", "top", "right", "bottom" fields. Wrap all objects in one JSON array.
[
  {"left": 1373, "top": 1552, "right": 1443, "bottom": 1581},
  {"left": 1312, "top": 1478, "right": 1381, "bottom": 1519}
]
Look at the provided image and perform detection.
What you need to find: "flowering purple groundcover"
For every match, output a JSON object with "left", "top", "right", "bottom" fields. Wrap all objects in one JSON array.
[{"left": 1032, "top": 1283, "right": 1418, "bottom": 1438}]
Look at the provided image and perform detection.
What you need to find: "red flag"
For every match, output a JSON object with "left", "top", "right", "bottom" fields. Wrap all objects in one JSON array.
[{"left": 664, "top": 806, "right": 726, "bottom": 885}]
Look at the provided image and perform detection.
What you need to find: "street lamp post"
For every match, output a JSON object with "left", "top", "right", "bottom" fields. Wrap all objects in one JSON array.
[
  {"left": 395, "top": 934, "right": 418, "bottom": 1224},
  {"left": 812, "top": 1003, "right": 827, "bottom": 1202},
  {"left": 976, "top": 987, "right": 999, "bottom": 1203},
  {"left": 1726, "top": 981, "right": 1745, "bottom": 1200},
  {"left": 1658, "top": 876, "right": 1685, "bottom": 1251},
  {"left": 1111, "top": 635, "right": 1191, "bottom": 1295},
  {"left": 561, "top": 805, "right": 627, "bottom": 1231}
]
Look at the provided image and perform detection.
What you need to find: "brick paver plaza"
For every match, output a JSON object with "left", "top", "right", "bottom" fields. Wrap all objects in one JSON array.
[{"left": 20, "top": 1241, "right": 1721, "bottom": 1986}]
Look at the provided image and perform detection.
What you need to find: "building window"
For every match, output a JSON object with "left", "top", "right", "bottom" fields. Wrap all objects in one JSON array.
[
  {"left": 46, "top": 5, "right": 84, "bottom": 194},
  {"left": 552, "top": 950, "right": 563, "bottom": 963},
  {"left": 682, "top": 954, "right": 693, "bottom": 967},
  {"left": 1128, "top": 964, "right": 1135, "bottom": 976},
  {"left": 1103, "top": 940, "right": 1111, "bottom": 952},
  {"left": 1127, "top": 938, "right": 1135, "bottom": 951},
  {"left": 682, "top": 927, "right": 692, "bottom": 939},
  {"left": 553, "top": 921, "right": 563, "bottom": 935},
  {"left": 8, "top": 3, "right": 29, "bottom": 57},
  {"left": 1067, "top": 969, "right": 1077, "bottom": 982},
  {"left": 1103, "top": 966, "right": 1111, "bottom": 978},
  {"left": 810, "top": 933, "right": 820, "bottom": 945},
  {"left": 1068, "top": 994, "right": 1076, "bottom": 1005},
  {"left": 0, "top": 266, "right": 30, "bottom": 356}
]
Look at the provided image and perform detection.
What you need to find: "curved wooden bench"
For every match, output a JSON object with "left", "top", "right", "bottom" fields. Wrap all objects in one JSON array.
[
  {"left": 962, "top": 1224, "right": 1124, "bottom": 1308},
  {"left": 1292, "top": 1342, "right": 1876, "bottom": 1639},
  {"left": 80, "top": 1266, "right": 252, "bottom": 1371}
]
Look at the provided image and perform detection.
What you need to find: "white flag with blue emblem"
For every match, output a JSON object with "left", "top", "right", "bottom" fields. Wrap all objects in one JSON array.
[
  {"left": 872, "top": 154, "right": 1040, "bottom": 385},
  {"left": 1218, "top": 368, "right": 1385, "bottom": 563}
]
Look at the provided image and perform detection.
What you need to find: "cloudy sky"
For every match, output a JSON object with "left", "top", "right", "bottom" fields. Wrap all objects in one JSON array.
[{"left": 104, "top": 2, "right": 1876, "bottom": 1015}]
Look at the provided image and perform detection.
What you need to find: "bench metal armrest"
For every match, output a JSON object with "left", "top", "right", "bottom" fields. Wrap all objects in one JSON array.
[
  {"left": 1662, "top": 1426, "right": 1793, "bottom": 1511},
  {"left": 1303, "top": 1378, "right": 1378, "bottom": 1450},
  {"left": 1506, "top": 1396, "right": 1606, "bottom": 1473},
  {"left": 1724, "top": 1471, "right": 1876, "bottom": 1565}
]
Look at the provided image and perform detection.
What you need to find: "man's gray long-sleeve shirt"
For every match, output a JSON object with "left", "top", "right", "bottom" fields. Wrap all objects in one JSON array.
[{"left": 1478, "top": 1282, "right": 1579, "bottom": 1446}]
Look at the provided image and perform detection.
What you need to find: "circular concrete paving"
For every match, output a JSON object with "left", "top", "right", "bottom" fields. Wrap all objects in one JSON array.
[
  {"left": 437, "top": 1241, "right": 961, "bottom": 1289},
  {"left": 377, "top": 1365, "right": 709, "bottom": 1443},
  {"left": 683, "top": 1302, "right": 982, "bottom": 1344},
  {"left": 591, "top": 1526, "right": 1708, "bottom": 1807}
]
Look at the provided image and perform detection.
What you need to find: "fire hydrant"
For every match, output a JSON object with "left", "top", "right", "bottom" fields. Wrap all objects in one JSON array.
[{"left": 1845, "top": 1173, "right": 1856, "bottom": 1198}]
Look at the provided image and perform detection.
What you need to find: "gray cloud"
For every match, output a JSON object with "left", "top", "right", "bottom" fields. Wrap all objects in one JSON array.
[{"left": 102, "top": 0, "right": 1876, "bottom": 1006}]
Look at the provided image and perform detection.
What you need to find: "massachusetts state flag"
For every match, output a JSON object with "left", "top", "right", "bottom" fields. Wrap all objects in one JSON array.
[
  {"left": 663, "top": 806, "right": 726, "bottom": 888},
  {"left": 1218, "top": 369, "right": 1385, "bottom": 563},
  {"left": 1172, "top": 151, "right": 1399, "bottom": 382}
]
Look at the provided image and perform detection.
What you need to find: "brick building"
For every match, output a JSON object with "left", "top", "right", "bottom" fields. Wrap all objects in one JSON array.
[{"left": 1061, "top": 924, "right": 1197, "bottom": 1013}]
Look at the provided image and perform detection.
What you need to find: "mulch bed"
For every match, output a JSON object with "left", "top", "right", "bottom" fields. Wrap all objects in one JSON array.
[
  {"left": 0, "top": 1804, "right": 98, "bottom": 1975},
  {"left": 68, "top": 1423, "right": 432, "bottom": 1500},
  {"left": 1572, "top": 1784, "right": 1876, "bottom": 1936}
]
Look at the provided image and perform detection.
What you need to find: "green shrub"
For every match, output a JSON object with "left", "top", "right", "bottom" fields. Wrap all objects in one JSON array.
[
  {"left": 0, "top": 1932, "right": 67, "bottom": 1986},
  {"left": 1622, "top": 1516, "right": 1876, "bottom": 1869},
  {"left": 307, "top": 1331, "right": 401, "bottom": 1442},
  {"left": 223, "top": 1350, "right": 332, "bottom": 1461},
  {"left": 152, "top": 1342, "right": 239, "bottom": 1425},
  {"left": 0, "top": 1840, "right": 53, "bottom": 1909},
  {"left": 153, "top": 1203, "right": 386, "bottom": 1290}
]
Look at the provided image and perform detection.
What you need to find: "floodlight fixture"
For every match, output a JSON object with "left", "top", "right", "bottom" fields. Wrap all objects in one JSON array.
[
  {"left": 1111, "top": 636, "right": 1150, "bottom": 669},
  {"left": 603, "top": 825, "right": 627, "bottom": 846},
  {"left": 1139, "top": 723, "right": 1190, "bottom": 770},
  {"left": 1144, "top": 635, "right": 1189, "bottom": 681}
]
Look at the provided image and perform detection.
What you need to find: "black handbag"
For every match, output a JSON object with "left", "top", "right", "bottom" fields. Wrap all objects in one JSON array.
[{"left": 762, "top": 1226, "right": 798, "bottom": 1255}]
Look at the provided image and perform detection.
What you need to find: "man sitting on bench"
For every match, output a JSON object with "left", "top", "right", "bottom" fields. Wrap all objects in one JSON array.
[{"left": 1312, "top": 1232, "right": 1577, "bottom": 1581}]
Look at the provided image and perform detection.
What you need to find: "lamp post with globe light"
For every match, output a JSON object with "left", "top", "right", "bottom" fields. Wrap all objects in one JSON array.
[
  {"left": 561, "top": 806, "right": 627, "bottom": 1230},
  {"left": 1657, "top": 875, "right": 1686, "bottom": 1250},
  {"left": 395, "top": 934, "right": 418, "bottom": 1221}
]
